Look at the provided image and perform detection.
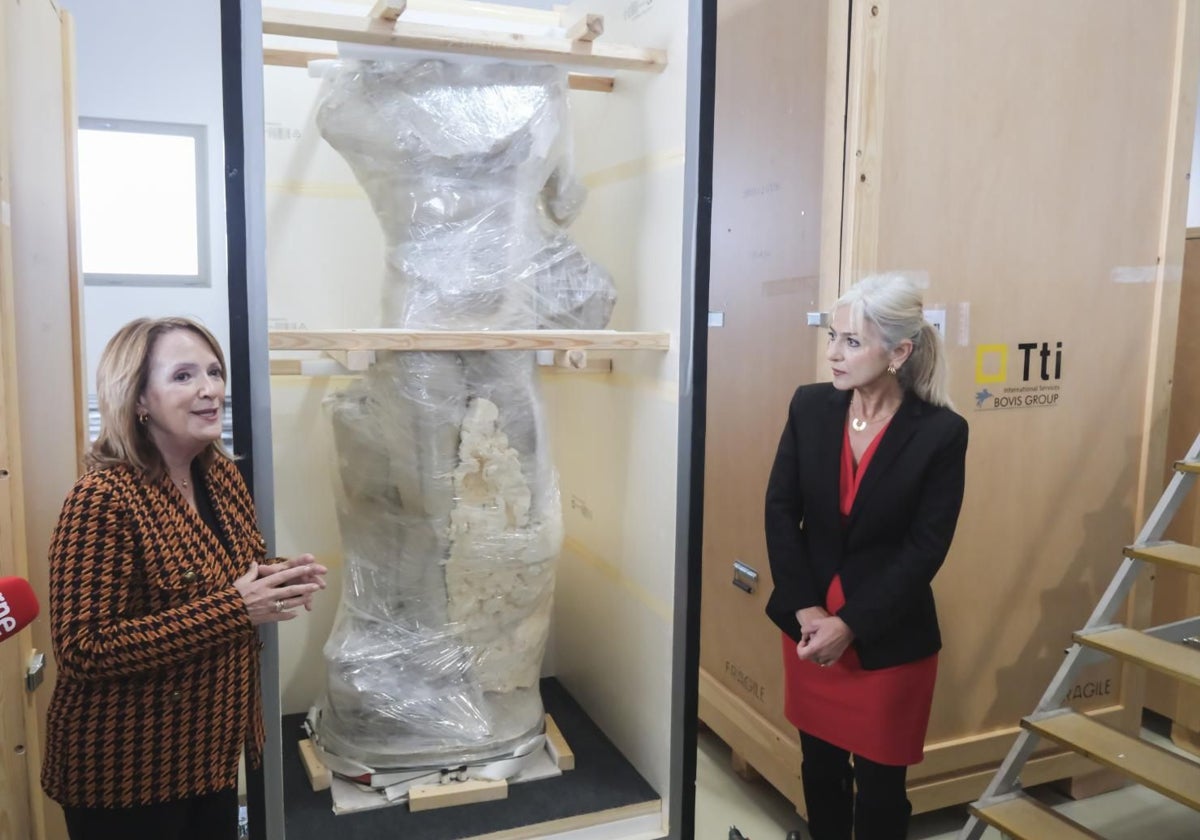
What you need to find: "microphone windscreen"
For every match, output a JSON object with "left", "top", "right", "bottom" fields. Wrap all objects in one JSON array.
[{"left": 0, "top": 576, "right": 39, "bottom": 642}]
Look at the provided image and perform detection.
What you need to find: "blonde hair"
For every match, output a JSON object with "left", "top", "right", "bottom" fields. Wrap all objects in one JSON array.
[
  {"left": 87, "top": 317, "right": 233, "bottom": 479},
  {"left": 834, "top": 273, "right": 952, "bottom": 408}
]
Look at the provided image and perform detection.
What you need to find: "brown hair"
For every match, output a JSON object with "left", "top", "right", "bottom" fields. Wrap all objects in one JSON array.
[{"left": 86, "top": 317, "right": 233, "bottom": 479}]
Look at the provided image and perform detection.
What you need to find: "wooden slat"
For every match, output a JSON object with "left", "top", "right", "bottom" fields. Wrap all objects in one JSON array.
[
  {"left": 269, "top": 358, "right": 303, "bottom": 376},
  {"left": 1176, "top": 459, "right": 1200, "bottom": 474},
  {"left": 263, "top": 47, "right": 332, "bottom": 68},
  {"left": 564, "top": 13, "right": 603, "bottom": 42},
  {"left": 369, "top": 0, "right": 406, "bottom": 23},
  {"left": 261, "top": 47, "right": 615, "bottom": 92},
  {"left": 1126, "top": 541, "right": 1200, "bottom": 574},
  {"left": 262, "top": 47, "right": 617, "bottom": 91},
  {"left": 261, "top": 7, "right": 666, "bottom": 73},
  {"left": 1024, "top": 710, "right": 1200, "bottom": 809},
  {"left": 969, "top": 793, "right": 1102, "bottom": 839},
  {"left": 298, "top": 739, "right": 331, "bottom": 792},
  {"left": 1075, "top": 626, "right": 1200, "bottom": 687},
  {"left": 566, "top": 73, "right": 614, "bottom": 93},
  {"left": 408, "top": 778, "right": 507, "bottom": 812},
  {"left": 60, "top": 11, "right": 86, "bottom": 473},
  {"left": 544, "top": 714, "right": 574, "bottom": 771},
  {"left": 268, "top": 329, "right": 670, "bottom": 353}
]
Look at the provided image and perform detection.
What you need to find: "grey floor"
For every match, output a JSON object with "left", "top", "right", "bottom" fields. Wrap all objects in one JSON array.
[{"left": 694, "top": 725, "right": 1200, "bottom": 840}]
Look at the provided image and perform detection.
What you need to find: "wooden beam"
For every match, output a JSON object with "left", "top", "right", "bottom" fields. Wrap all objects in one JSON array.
[
  {"left": 268, "top": 329, "right": 670, "bottom": 353},
  {"left": 60, "top": 12, "right": 86, "bottom": 473},
  {"left": 269, "top": 358, "right": 303, "bottom": 376},
  {"left": 408, "top": 778, "right": 507, "bottom": 812},
  {"left": 263, "top": 47, "right": 332, "bottom": 69},
  {"left": 369, "top": 0, "right": 407, "bottom": 23},
  {"left": 544, "top": 714, "right": 574, "bottom": 770},
  {"left": 568, "top": 73, "right": 614, "bottom": 93},
  {"left": 298, "top": 739, "right": 332, "bottom": 792},
  {"left": 565, "top": 13, "right": 603, "bottom": 42},
  {"left": 261, "top": 7, "right": 666, "bottom": 73},
  {"left": 262, "top": 47, "right": 616, "bottom": 92}
]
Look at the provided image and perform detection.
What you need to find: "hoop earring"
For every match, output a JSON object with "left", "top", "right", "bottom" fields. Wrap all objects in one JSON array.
[{"left": 887, "top": 364, "right": 897, "bottom": 376}]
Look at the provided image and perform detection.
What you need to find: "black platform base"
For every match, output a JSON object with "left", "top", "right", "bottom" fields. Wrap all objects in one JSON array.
[{"left": 281, "top": 677, "right": 661, "bottom": 839}]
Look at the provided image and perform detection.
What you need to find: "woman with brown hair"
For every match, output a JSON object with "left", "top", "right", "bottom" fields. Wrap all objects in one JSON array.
[{"left": 41, "top": 317, "right": 326, "bottom": 839}]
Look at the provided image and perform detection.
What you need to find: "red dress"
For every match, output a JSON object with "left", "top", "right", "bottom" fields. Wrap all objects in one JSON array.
[{"left": 781, "top": 422, "right": 938, "bottom": 766}]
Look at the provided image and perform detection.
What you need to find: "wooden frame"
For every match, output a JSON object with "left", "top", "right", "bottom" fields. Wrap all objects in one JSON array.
[
  {"left": 241, "top": 0, "right": 701, "bottom": 835},
  {"left": 268, "top": 329, "right": 669, "bottom": 353},
  {"left": 261, "top": 47, "right": 616, "bottom": 92},
  {"left": 1, "top": 1, "right": 85, "bottom": 837},
  {"left": 261, "top": 7, "right": 667, "bottom": 73}
]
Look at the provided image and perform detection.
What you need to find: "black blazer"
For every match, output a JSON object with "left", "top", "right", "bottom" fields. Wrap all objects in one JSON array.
[{"left": 765, "top": 383, "right": 968, "bottom": 670}]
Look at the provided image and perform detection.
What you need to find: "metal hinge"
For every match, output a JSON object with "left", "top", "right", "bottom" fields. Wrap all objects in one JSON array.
[
  {"left": 26, "top": 649, "right": 45, "bottom": 692},
  {"left": 732, "top": 560, "right": 759, "bottom": 594}
]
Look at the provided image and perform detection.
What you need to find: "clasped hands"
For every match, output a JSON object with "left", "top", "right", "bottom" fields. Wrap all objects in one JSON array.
[
  {"left": 235, "top": 554, "right": 328, "bottom": 625},
  {"left": 795, "top": 606, "right": 854, "bottom": 668}
]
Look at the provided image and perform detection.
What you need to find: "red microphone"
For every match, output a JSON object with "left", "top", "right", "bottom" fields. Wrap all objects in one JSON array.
[{"left": 0, "top": 577, "right": 39, "bottom": 643}]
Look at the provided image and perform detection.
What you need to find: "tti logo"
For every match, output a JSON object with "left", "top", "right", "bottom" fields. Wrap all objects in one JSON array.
[{"left": 976, "top": 341, "right": 1063, "bottom": 384}]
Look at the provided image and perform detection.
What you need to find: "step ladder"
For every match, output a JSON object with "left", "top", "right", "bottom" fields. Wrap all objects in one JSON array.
[{"left": 959, "top": 437, "right": 1200, "bottom": 839}]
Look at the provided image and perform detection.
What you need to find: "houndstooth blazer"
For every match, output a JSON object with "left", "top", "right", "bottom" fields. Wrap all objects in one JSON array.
[{"left": 41, "top": 456, "right": 268, "bottom": 808}]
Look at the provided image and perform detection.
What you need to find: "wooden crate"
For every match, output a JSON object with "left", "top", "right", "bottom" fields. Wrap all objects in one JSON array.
[{"left": 700, "top": 0, "right": 1198, "bottom": 816}]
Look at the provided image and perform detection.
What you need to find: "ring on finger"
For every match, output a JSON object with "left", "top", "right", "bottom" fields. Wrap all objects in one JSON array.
[{"left": 273, "top": 599, "right": 284, "bottom": 613}]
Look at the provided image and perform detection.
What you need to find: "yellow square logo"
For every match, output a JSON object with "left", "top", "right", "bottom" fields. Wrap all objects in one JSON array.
[{"left": 975, "top": 344, "right": 1007, "bottom": 384}]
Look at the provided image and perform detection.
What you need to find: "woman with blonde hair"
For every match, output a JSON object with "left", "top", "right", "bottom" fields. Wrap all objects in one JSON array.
[
  {"left": 765, "top": 274, "right": 968, "bottom": 839},
  {"left": 42, "top": 317, "right": 326, "bottom": 839}
]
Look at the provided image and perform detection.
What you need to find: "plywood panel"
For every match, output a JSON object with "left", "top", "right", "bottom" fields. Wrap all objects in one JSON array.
[
  {"left": 698, "top": 0, "right": 830, "bottom": 744},
  {"left": 842, "top": 0, "right": 1192, "bottom": 756},
  {"left": 4, "top": 0, "right": 81, "bottom": 836},
  {"left": 702, "top": 0, "right": 1199, "bottom": 815},
  {"left": 0, "top": 1, "right": 33, "bottom": 835}
]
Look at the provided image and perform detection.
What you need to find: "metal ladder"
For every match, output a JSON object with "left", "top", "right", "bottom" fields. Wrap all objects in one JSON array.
[{"left": 960, "top": 433, "right": 1200, "bottom": 838}]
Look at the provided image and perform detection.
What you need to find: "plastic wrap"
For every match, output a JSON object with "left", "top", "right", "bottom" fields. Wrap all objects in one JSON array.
[
  {"left": 311, "top": 59, "right": 613, "bottom": 771},
  {"left": 315, "top": 59, "right": 614, "bottom": 331}
]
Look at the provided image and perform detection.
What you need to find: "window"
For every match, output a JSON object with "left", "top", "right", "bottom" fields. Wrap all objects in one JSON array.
[{"left": 78, "top": 118, "right": 209, "bottom": 287}]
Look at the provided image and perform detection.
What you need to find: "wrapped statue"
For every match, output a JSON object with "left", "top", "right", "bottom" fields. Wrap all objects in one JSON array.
[{"left": 308, "top": 58, "right": 615, "bottom": 774}]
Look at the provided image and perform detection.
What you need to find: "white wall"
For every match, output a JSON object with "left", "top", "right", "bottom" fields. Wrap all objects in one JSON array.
[
  {"left": 545, "top": 1, "right": 689, "bottom": 830},
  {"left": 58, "top": 0, "right": 228, "bottom": 390}
]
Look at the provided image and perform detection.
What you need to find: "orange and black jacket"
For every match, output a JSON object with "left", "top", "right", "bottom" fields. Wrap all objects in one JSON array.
[{"left": 41, "top": 456, "right": 268, "bottom": 808}]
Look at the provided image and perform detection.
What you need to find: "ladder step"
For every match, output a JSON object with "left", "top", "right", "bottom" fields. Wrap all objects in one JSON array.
[
  {"left": 1023, "top": 710, "right": 1200, "bottom": 809},
  {"left": 1175, "top": 459, "right": 1200, "bottom": 474},
  {"left": 969, "top": 793, "right": 1102, "bottom": 839},
  {"left": 1074, "top": 627, "right": 1200, "bottom": 688},
  {"left": 1124, "top": 541, "right": 1200, "bottom": 574}
]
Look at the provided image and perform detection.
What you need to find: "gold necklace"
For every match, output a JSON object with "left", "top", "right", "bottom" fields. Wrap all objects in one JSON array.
[{"left": 850, "top": 396, "right": 898, "bottom": 432}]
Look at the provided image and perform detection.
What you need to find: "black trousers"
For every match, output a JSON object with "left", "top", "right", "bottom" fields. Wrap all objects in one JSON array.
[
  {"left": 62, "top": 788, "right": 239, "bottom": 840},
  {"left": 799, "top": 731, "right": 912, "bottom": 840}
]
